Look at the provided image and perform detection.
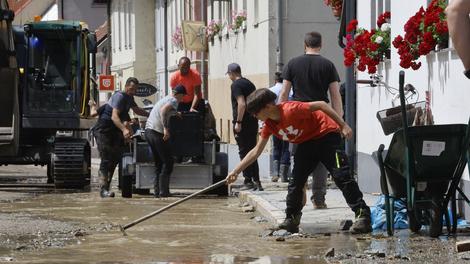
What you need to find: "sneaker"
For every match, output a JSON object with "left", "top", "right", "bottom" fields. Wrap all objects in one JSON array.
[
  {"left": 278, "top": 213, "right": 302, "bottom": 233},
  {"left": 313, "top": 201, "right": 328, "bottom": 209},
  {"left": 254, "top": 181, "right": 264, "bottom": 191},
  {"left": 271, "top": 175, "right": 279, "bottom": 182},
  {"left": 240, "top": 181, "right": 255, "bottom": 191},
  {"left": 351, "top": 208, "right": 372, "bottom": 234}
]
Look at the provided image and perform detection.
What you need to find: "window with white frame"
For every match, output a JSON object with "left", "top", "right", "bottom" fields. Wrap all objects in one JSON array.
[
  {"left": 128, "top": 0, "right": 132, "bottom": 48},
  {"left": 124, "top": 0, "right": 128, "bottom": 49}
]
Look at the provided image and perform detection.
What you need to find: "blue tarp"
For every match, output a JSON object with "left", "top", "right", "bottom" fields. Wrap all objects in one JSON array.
[
  {"left": 370, "top": 195, "right": 469, "bottom": 230},
  {"left": 371, "top": 195, "right": 408, "bottom": 230}
]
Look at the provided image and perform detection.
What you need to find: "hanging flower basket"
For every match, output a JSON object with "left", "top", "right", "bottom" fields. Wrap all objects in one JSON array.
[
  {"left": 206, "top": 19, "right": 223, "bottom": 40},
  {"left": 343, "top": 12, "right": 391, "bottom": 74},
  {"left": 231, "top": 10, "right": 247, "bottom": 33},
  {"left": 392, "top": 0, "right": 448, "bottom": 70},
  {"left": 324, "top": 0, "right": 343, "bottom": 20},
  {"left": 171, "top": 26, "right": 183, "bottom": 50}
]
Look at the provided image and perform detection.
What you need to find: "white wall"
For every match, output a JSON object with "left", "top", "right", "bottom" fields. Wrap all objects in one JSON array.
[{"left": 356, "top": 0, "right": 470, "bottom": 194}]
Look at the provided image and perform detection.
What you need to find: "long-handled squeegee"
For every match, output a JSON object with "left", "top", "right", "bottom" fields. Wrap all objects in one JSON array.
[{"left": 119, "top": 179, "right": 227, "bottom": 236}]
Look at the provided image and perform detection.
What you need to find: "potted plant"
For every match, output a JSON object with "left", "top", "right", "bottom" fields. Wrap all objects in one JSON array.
[
  {"left": 171, "top": 25, "right": 183, "bottom": 50},
  {"left": 343, "top": 12, "right": 391, "bottom": 74},
  {"left": 324, "top": 0, "right": 343, "bottom": 19},
  {"left": 392, "top": 0, "right": 448, "bottom": 70}
]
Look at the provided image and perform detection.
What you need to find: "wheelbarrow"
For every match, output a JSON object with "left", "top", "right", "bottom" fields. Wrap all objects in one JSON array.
[{"left": 377, "top": 71, "right": 470, "bottom": 237}]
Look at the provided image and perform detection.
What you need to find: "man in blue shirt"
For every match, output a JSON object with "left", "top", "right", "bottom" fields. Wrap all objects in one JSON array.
[{"left": 94, "top": 77, "right": 149, "bottom": 198}]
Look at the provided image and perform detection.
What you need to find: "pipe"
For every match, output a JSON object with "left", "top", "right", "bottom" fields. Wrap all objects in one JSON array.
[
  {"left": 201, "top": 0, "right": 207, "bottom": 99},
  {"left": 164, "top": 0, "right": 169, "bottom": 95},
  {"left": 276, "top": 0, "right": 283, "bottom": 72},
  {"left": 343, "top": 0, "right": 357, "bottom": 171}
]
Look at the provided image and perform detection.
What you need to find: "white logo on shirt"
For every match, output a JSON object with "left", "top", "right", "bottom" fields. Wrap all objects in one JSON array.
[{"left": 278, "top": 125, "right": 302, "bottom": 141}]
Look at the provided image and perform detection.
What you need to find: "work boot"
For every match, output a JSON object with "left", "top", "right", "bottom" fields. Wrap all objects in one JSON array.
[
  {"left": 313, "top": 201, "right": 328, "bottom": 209},
  {"left": 98, "top": 170, "right": 115, "bottom": 198},
  {"left": 271, "top": 160, "right": 280, "bottom": 182},
  {"left": 100, "top": 187, "right": 115, "bottom": 198},
  {"left": 240, "top": 181, "right": 255, "bottom": 191},
  {"left": 278, "top": 212, "right": 302, "bottom": 233},
  {"left": 280, "top": 164, "right": 290, "bottom": 183},
  {"left": 159, "top": 173, "right": 171, "bottom": 197},
  {"left": 351, "top": 207, "right": 372, "bottom": 234},
  {"left": 253, "top": 181, "right": 264, "bottom": 191}
]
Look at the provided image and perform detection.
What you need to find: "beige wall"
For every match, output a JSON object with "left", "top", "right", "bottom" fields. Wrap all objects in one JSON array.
[{"left": 209, "top": 73, "right": 268, "bottom": 144}]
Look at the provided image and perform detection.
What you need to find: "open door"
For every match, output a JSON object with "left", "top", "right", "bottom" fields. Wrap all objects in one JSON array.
[{"left": 0, "top": 0, "right": 19, "bottom": 156}]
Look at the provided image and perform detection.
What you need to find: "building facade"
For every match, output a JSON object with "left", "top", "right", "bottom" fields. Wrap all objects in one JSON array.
[{"left": 110, "top": 0, "right": 156, "bottom": 106}]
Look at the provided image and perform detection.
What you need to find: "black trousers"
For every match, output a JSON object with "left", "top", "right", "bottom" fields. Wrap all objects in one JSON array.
[
  {"left": 234, "top": 124, "right": 260, "bottom": 183},
  {"left": 145, "top": 129, "right": 173, "bottom": 194},
  {"left": 286, "top": 132, "right": 369, "bottom": 216}
]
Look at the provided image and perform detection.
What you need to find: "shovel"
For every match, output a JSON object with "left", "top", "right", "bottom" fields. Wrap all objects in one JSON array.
[{"left": 119, "top": 179, "right": 227, "bottom": 235}]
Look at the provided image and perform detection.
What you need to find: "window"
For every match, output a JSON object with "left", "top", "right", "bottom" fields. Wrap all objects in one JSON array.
[
  {"left": 128, "top": 0, "right": 132, "bottom": 48},
  {"left": 254, "top": 0, "right": 259, "bottom": 25},
  {"left": 118, "top": 0, "right": 121, "bottom": 51},
  {"left": 124, "top": 0, "right": 128, "bottom": 49}
]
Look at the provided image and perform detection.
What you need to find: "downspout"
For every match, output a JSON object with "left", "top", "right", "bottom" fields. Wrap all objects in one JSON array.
[
  {"left": 60, "top": 0, "right": 64, "bottom": 19},
  {"left": 276, "top": 0, "right": 283, "bottom": 72},
  {"left": 200, "top": 0, "right": 207, "bottom": 99},
  {"left": 164, "top": 0, "right": 168, "bottom": 95},
  {"left": 107, "top": 0, "right": 112, "bottom": 75},
  {"left": 338, "top": 0, "right": 357, "bottom": 172}
]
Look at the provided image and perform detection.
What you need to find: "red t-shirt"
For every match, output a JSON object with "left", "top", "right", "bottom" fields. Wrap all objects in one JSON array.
[
  {"left": 170, "top": 68, "right": 202, "bottom": 103},
  {"left": 260, "top": 101, "right": 340, "bottom": 144}
]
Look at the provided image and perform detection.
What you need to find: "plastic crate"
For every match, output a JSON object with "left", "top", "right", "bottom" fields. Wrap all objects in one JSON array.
[{"left": 376, "top": 101, "right": 426, "bottom": 135}]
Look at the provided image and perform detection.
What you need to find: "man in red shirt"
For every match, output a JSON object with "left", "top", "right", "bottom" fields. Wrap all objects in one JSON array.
[
  {"left": 226, "top": 88, "right": 372, "bottom": 234},
  {"left": 170, "top": 57, "right": 204, "bottom": 112}
]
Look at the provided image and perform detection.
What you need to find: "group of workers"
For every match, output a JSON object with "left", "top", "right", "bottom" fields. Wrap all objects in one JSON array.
[{"left": 89, "top": 0, "right": 470, "bottom": 233}]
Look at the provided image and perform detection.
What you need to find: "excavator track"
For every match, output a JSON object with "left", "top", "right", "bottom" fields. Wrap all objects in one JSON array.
[{"left": 53, "top": 138, "right": 90, "bottom": 189}]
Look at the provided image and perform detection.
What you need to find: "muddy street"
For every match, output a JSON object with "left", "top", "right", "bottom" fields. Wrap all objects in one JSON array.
[{"left": 1, "top": 166, "right": 470, "bottom": 263}]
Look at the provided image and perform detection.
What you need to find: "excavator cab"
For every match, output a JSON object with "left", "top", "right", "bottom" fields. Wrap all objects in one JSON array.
[{"left": 0, "top": 0, "right": 97, "bottom": 189}]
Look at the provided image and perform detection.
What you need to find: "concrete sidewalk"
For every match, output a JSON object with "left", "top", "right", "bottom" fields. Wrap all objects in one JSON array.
[{"left": 237, "top": 181, "right": 379, "bottom": 234}]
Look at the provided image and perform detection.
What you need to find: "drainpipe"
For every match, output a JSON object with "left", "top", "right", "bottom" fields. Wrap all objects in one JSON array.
[
  {"left": 276, "top": 0, "right": 283, "bottom": 73},
  {"left": 107, "top": 0, "right": 112, "bottom": 75},
  {"left": 164, "top": 0, "right": 169, "bottom": 95},
  {"left": 339, "top": 0, "right": 357, "bottom": 171},
  {"left": 200, "top": 0, "right": 207, "bottom": 99}
]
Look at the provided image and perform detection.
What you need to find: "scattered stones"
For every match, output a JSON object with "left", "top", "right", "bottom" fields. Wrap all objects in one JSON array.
[
  {"left": 273, "top": 229, "right": 291, "bottom": 237},
  {"left": 259, "top": 229, "right": 274, "bottom": 238},
  {"left": 275, "top": 237, "right": 285, "bottom": 242},
  {"left": 339, "top": 219, "right": 353, "bottom": 231},
  {"left": 253, "top": 216, "right": 268, "bottom": 223},
  {"left": 324, "top": 247, "right": 335, "bottom": 258},
  {"left": 239, "top": 202, "right": 250, "bottom": 207},
  {"left": 356, "top": 237, "right": 368, "bottom": 241},
  {"left": 323, "top": 233, "right": 331, "bottom": 236},
  {"left": 364, "top": 250, "right": 386, "bottom": 258},
  {"left": 456, "top": 239, "right": 470, "bottom": 252},
  {"left": 0, "top": 257, "right": 13, "bottom": 262},
  {"left": 15, "top": 245, "right": 26, "bottom": 251},
  {"left": 241, "top": 206, "right": 254, "bottom": 213},
  {"left": 73, "top": 230, "right": 86, "bottom": 237}
]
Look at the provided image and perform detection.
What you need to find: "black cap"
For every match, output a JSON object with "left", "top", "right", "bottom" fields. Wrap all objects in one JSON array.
[
  {"left": 173, "top": 84, "right": 187, "bottom": 95},
  {"left": 226, "top": 63, "right": 241, "bottom": 74}
]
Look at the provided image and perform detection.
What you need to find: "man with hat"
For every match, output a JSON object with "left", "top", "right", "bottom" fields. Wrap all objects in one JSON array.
[
  {"left": 145, "top": 84, "right": 187, "bottom": 197},
  {"left": 226, "top": 63, "right": 263, "bottom": 191}
]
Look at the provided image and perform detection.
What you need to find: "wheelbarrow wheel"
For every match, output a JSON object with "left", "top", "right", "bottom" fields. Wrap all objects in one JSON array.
[
  {"left": 429, "top": 205, "right": 443, "bottom": 238},
  {"left": 408, "top": 210, "right": 422, "bottom": 233}
]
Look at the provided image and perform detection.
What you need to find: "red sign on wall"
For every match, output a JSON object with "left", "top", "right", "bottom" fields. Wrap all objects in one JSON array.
[{"left": 99, "top": 75, "right": 115, "bottom": 91}]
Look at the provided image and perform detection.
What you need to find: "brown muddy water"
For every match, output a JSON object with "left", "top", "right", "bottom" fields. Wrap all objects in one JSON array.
[{"left": 1, "top": 166, "right": 470, "bottom": 263}]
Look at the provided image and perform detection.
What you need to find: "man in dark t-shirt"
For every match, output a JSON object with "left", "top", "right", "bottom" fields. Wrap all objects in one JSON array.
[
  {"left": 227, "top": 63, "right": 263, "bottom": 191},
  {"left": 279, "top": 31, "right": 343, "bottom": 210},
  {"left": 94, "top": 77, "right": 149, "bottom": 198}
]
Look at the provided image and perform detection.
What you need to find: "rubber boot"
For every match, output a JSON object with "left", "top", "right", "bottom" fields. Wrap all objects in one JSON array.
[
  {"left": 271, "top": 160, "right": 280, "bottom": 182},
  {"left": 280, "top": 164, "right": 290, "bottom": 183},
  {"left": 99, "top": 170, "right": 115, "bottom": 198},
  {"left": 159, "top": 173, "right": 171, "bottom": 197},
  {"left": 153, "top": 167, "right": 161, "bottom": 198}
]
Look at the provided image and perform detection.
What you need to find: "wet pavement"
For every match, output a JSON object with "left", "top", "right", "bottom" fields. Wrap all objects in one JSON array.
[{"left": 1, "top": 165, "right": 470, "bottom": 263}]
